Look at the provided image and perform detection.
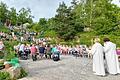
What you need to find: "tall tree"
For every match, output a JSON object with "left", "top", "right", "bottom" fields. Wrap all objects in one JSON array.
[
  {"left": 71, "top": 0, "right": 79, "bottom": 8},
  {"left": 74, "top": 0, "right": 120, "bottom": 34},
  {"left": 0, "top": 2, "right": 8, "bottom": 23},
  {"left": 91, "top": 0, "right": 120, "bottom": 34},
  {"left": 7, "top": 7, "right": 17, "bottom": 25},
  {"left": 55, "top": 2, "right": 77, "bottom": 40},
  {"left": 47, "top": 18, "right": 57, "bottom": 30},
  {"left": 38, "top": 18, "right": 48, "bottom": 31},
  {"left": 18, "top": 8, "right": 33, "bottom": 25}
]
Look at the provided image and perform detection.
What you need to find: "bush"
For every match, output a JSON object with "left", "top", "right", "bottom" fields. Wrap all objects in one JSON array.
[
  {"left": 17, "top": 68, "right": 28, "bottom": 79},
  {"left": 0, "top": 26, "right": 10, "bottom": 33},
  {"left": 77, "top": 32, "right": 96, "bottom": 46},
  {"left": 4, "top": 41, "right": 19, "bottom": 61},
  {"left": 0, "top": 71, "right": 11, "bottom": 80},
  {"left": 4, "top": 41, "right": 19, "bottom": 50},
  {"left": 44, "top": 30, "right": 57, "bottom": 38},
  {"left": 4, "top": 50, "right": 16, "bottom": 61}
]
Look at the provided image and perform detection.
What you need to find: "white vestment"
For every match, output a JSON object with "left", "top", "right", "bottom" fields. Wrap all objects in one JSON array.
[
  {"left": 91, "top": 42, "right": 105, "bottom": 75},
  {"left": 104, "top": 42, "right": 120, "bottom": 74}
]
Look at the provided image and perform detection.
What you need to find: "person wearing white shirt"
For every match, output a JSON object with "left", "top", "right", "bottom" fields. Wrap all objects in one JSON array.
[
  {"left": 91, "top": 38, "right": 105, "bottom": 76},
  {"left": 18, "top": 44, "right": 25, "bottom": 57},
  {"left": 103, "top": 38, "right": 120, "bottom": 75}
]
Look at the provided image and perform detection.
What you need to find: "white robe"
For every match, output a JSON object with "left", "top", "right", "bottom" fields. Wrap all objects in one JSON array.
[
  {"left": 104, "top": 42, "right": 120, "bottom": 74},
  {"left": 91, "top": 42, "right": 105, "bottom": 75}
]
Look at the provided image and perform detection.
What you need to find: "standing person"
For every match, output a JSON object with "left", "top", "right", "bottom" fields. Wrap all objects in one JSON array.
[
  {"left": 24, "top": 44, "right": 30, "bottom": 59},
  {"left": 18, "top": 43, "right": 25, "bottom": 58},
  {"left": 30, "top": 44, "right": 37, "bottom": 61},
  {"left": 39, "top": 44, "right": 45, "bottom": 59},
  {"left": 91, "top": 38, "right": 105, "bottom": 76},
  {"left": 45, "top": 44, "right": 52, "bottom": 59},
  {"left": 103, "top": 38, "right": 120, "bottom": 75}
]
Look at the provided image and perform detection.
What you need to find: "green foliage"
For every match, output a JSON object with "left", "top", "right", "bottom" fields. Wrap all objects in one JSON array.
[
  {"left": 4, "top": 50, "right": 16, "bottom": 61},
  {"left": 0, "top": 2, "right": 8, "bottom": 23},
  {"left": 99, "top": 34, "right": 120, "bottom": 47},
  {"left": 18, "top": 8, "right": 33, "bottom": 24},
  {"left": 4, "top": 41, "right": 19, "bottom": 61},
  {"left": 77, "top": 32, "right": 120, "bottom": 47},
  {"left": 4, "top": 41, "right": 19, "bottom": 50},
  {"left": 0, "top": 2, "right": 33, "bottom": 26},
  {"left": 13, "top": 0, "right": 119, "bottom": 41},
  {"left": 0, "top": 69, "right": 27, "bottom": 80},
  {"left": 17, "top": 68, "right": 28, "bottom": 79},
  {"left": 0, "top": 51, "right": 4, "bottom": 59},
  {"left": 7, "top": 7, "right": 17, "bottom": 25},
  {"left": 47, "top": 18, "right": 58, "bottom": 30},
  {"left": 38, "top": 18, "right": 47, "bottom": 30},
  {"left": 0, "top": 26, "right": 10, "bottom": 33},
  {"left": 0, "top": 62, "right": 4, "bottom": 70},
  {"left": 54, "top": 2, "right": 84, "bottom": 40},
  {"left": 0, "top": 72, "right": 11, "bottom": 80},
  {"left": 29, "top": 18, "right": 48, "bottom": 32},
  {"left": 31, "top": 18, "right": 48, "bottom": 32},
  {"left": 73, "top": 32, "right": 95, "bottom": 46},
  {"left": 44, "top": 30, "right": 57, "bottom": 37},
  {"left": 1, "top": 0, "right": 120, "bottom": 45},
  {"left": 30, "top": 23, "right": 40, "bottom": 32},
  {"left": 81, "top": 0, "right": 120, "bottom": 35}
]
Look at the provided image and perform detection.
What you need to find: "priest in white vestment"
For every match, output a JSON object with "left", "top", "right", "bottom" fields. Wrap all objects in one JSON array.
[
  {"left": 103, "top": 38, "right": 120, "bottom": 75},
  {"left": 91, "top": 38, "right": 105, "bottom": 76}
]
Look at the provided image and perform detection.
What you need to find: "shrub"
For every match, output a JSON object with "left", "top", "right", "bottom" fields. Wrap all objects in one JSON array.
[
  {"left": 44, "top": 30, "right": 57, "bottom": 38},
  {"left": 0, "top": 26, "right": 10, "bottom": 33},
  {"left": 0, "top": 71, "right": 11, "bottom": 80},
  {"left": 17, "top": 68, "right": 28, "bottom": 79},
  {"left": 4, "top": 41, "right": 19, "bottom": 61},
  {"left": 4, "top": 50, "right": 16, "bottom": 61}
]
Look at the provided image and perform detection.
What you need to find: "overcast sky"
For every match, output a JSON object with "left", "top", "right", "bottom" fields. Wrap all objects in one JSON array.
[{"left": 1, "top": 0, "right": 120, "bottom": 22}]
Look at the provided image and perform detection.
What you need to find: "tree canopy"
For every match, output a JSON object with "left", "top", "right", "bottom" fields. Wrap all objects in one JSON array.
[
  {"left": 0, "top": 0, "right": 120, "bottom": 40},
  {"left": 0, "top": 2, "right": 33, "bottom": 26}
]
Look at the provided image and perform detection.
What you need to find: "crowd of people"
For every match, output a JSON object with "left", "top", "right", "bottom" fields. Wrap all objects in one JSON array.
[
  {"left": 0, "top": 23, "right": 40, "bottom": 42},
  {"left": 12, "top": 37, "right": 120, "bottom": 77},
  {"left": 13, "top": 41, "right": 91, "bottom": 61},
  {"left": 0, "top": 21, "right": 120, "bottom": 78},
  {"left": 0, "top": 36, "right": 120, "bottom": 77},
  {"left": 0, "top": 31, "right": 11, "bottom": 41}
]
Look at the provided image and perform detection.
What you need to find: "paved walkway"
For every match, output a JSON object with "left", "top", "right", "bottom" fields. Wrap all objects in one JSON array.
[{"left": 19, "top": 55, "right": 120, "bottom": 80}]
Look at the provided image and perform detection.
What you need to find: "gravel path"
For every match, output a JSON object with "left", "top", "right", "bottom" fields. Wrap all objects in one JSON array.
[{"left": 19, "top": 55, "right": 120, "bottom": 80}]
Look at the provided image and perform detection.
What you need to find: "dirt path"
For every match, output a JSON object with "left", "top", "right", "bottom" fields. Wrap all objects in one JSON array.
[{"left": 19, "top": 55, "right": 120, "bottom": 80}]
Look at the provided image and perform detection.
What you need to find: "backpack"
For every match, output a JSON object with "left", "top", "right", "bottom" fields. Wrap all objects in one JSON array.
[
  {"left": 53, "top": 56, "right": 59, "bottom": 61},
  {"left": 53, "top": 53, "right": 60, "bottom": 61}
]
